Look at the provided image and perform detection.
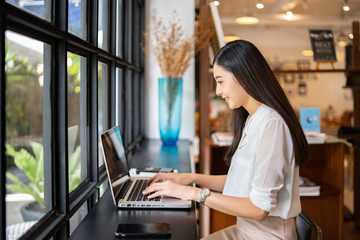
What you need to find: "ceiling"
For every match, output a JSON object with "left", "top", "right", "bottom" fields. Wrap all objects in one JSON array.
[
  {"left": 216, "top": 0, "right": 360, "bottom": 27},
  {"left": 202, "top": 0, "right": 360, "bottom": 39}
]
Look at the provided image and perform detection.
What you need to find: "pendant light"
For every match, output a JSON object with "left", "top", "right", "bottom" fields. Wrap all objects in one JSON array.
[
  {"left": 256, "top": 0, "right": 264, "bottom": 9},
  {"left": 223, "top": 35, "right": 241, "bottom": 43},
  {"left": 343, "top": 0, "right": 350, "bottom": 11},
  {"left": 337, "top": 31, "right": 348, "bottom": 47},
  {"left": 236, "top": 0, "right": 259, "bottom": 25},
  {"left": 213, "top": 1, "right": 220, "bottom": 6}
]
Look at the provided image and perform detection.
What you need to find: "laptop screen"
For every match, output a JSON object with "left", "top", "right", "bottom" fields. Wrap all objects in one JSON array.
[{"left": 100, "top": 126, "right": 129, "bottom": 186}]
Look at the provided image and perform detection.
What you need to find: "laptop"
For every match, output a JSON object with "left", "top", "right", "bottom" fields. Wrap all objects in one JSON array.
[{"left": 99, "top": 126, "right": 192, "bottom": 209}]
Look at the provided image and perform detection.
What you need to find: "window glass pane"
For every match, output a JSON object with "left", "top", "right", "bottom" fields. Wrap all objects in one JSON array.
[
  {"left": 98, "top": 62, "right": 108, "bottom": 167},
  {"left": 98, "top": 0, "right": 109, "bottom": 51},
  {"left": 133, "top": 1, "right": 140, "bottom": 65},
  {"left": 116, "top": 0, "right": 123, "bottom": 57},
  {"left": 115, "top": 68, "right": 124, "bottom": 132},
  {"left": 124, "top": 69, "right": 133, "bottom": 146},
  {"left": 67, "top": 52, "right": 86, "bottom": 193},
  {"left": 6, "top": 0, "right": 51, "bottom": 21},
  {"left": 5, "top": 31, "right": 50, "bottom": 237},
  {"left": 124, "top": 1, "right": 133, "bottom": 62},
  {"left": 68, "top": 0, "right": 87, "bottom": 40},
  {"left": 133, "top": 72, "right": 140, "bottom": 137}
]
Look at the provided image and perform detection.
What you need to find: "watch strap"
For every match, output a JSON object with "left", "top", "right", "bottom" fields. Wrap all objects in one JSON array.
[{"left": 200, "top": 188, "right": 210, "bottom": 206}]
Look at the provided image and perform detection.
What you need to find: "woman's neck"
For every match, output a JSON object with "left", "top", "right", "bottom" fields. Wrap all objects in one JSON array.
[{"left": 244, "top": 99, "right": 262, "bottom": 116}]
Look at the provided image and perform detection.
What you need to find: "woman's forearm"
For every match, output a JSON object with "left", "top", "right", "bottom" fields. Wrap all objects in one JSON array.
[
  {"left": 192, "top": 174, "right": 227, "bottom": 192},
  {"left": 190, "top": 188, "right": 268, "bottom": 220}
]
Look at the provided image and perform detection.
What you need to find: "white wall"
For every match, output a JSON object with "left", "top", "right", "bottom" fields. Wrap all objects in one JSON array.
[{"left": 144, "top": 0, "right": 195, "bottom": 141}]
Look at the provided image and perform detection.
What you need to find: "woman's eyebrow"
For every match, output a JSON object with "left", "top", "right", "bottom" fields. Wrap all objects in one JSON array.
[{"left": 214, "top": 76, "right": 222, "bottom": 80}]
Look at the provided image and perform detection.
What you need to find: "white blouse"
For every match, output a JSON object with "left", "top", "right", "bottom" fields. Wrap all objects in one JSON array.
[{"left": 222, "top": 104, "right": 301, "bottom": 219}]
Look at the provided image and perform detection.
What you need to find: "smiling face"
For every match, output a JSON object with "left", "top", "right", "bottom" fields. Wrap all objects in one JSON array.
[{"left": 213, "top": 63, "right": 251, "bottom": 110}]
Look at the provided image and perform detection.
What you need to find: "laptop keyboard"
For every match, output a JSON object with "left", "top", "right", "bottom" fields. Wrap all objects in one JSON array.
[{"left": 126, "top": 179, "right": 161, "bottom": 202}]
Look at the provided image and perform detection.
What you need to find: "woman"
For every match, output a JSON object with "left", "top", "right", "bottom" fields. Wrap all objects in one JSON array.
[{"left": 143, "top": 40, "right": 309, "bottom": 239}]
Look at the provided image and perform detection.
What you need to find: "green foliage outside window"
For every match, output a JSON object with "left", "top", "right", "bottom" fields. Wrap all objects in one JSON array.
[
  {"left": 6, "top": 142, "right": 81, "bottom": 208},
  {"left": 5, "top": 46, "right": 83, "bottom": 207},
  {"left": 5, "top": 46, "right": 42, "bottom": 139}
]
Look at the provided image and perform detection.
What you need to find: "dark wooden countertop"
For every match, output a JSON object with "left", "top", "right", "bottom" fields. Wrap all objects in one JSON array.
[{"left": 70, "top": 139, "right": 198, "bottom": 240}]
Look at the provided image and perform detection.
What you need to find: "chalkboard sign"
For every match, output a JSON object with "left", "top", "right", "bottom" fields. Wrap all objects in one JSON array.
[{"left": 309, "top": 29, "right": 337, "bottom": 62}]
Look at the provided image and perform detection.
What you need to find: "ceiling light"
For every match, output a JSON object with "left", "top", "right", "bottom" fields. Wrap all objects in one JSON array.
[
  {"left": 337, "top": 40, "right": 347, "bottom": 47},
  {"left": 337, "top": 32, "right": 348, "bottom": 47},
  {"left": 224, "top": 35, "right": 241, "bottom": 43},
  {"left": 285, "top": 10, "right": 293, "bottom": 21},
  {"left": 302, "top": 50, "right": 313, "bottom": 57},
  {"left": 256, "top": 0, "right": 264, "bottom": 9},
  {"left": 343, "top": 0, "right": 350, "bottom": 11},
  {"left": 213, "top": 1, "right": 220, "bottom": 7},
  {"left": 236, "top": 7, "right": 259, "bottom": 25}
]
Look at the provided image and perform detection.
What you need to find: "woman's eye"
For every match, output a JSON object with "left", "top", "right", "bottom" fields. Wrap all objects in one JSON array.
[{"left": 216, "top": 81, "right": 223, "bottom": 84}]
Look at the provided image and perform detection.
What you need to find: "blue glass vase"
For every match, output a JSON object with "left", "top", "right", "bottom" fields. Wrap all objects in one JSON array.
[{"left": 158, "top": 77, "right": 183, "bottom": 146}]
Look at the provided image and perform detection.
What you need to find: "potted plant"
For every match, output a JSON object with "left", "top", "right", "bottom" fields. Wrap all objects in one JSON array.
[{"left": 6, "top": 141, "right": 81, "bottom": 221}]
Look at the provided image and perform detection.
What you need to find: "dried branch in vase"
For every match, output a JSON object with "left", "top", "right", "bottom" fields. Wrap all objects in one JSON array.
[
  {"left": 143, "top": 10, "right": 213, "bottom": 78},
  {"left": 143, "top": 10, "right": 214, "bottom": 144}
]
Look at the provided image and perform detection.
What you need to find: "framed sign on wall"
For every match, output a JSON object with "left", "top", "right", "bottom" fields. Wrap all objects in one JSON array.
[{"left": 309, "top": 29, "right": 337, "bottom": 68}]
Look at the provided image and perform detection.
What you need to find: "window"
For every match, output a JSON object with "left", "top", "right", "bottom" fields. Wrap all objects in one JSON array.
[
  {"left": 0, "top": 0, "right": 145, "bottom": 239},
  {"left": 67, "top": 52, "right": 86, "bottom": 193},
  {"left": 6, "top": 0, "right": 51, "bottom": 21},
  {"left": 98, "top": 0, "right": 109, "bottom": 51},
  {"left": 68, "top": 0, "right": 87, "bottom": 40},
  {"left": 5, "top": 31, "right": 51, "bottom": 233},
  {"left": 97, "top": 61, "right": 108, "bottom": 167}
]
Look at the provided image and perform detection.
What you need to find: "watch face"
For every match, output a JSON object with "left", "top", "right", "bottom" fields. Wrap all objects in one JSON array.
[{"left": 202, "top": 188, "right": 210, "bottom": 196}]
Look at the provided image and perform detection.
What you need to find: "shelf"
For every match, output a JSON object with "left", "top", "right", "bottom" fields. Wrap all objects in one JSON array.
[
  {"left": 208, "top": 66, "right": 360, "bottom": 74},
  {"left": 343, "top": 85, "right": 360, "bottom": 89},
  {"left": 300, "top": 183, "right": 339, "bottom": 198},
  {"left": 319, "top": 182, "right": 340, "bottom": 197},
  {"left": 273, "top": 67, "right": 360, "bottom": 74}
]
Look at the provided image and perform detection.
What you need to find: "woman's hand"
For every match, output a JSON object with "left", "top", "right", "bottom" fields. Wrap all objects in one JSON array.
[
  {"left": 142, "top": 180, "right": 196, "bottom": 201},
  {"left": 147, "top": 172, "right": 194, "bottom": 186}
]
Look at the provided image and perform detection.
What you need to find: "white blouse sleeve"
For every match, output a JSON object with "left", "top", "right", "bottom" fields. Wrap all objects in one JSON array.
[{"left": 249, "top": 118, "right": 293, "bottom": 212}]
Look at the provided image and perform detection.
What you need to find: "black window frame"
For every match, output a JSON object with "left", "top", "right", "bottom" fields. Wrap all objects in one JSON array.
[{"left": 0, "top": 0, "right": 145, "bottom": 238}]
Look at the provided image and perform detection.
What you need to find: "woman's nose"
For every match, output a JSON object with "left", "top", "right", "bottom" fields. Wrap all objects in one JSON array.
[{"left": 216, "top": 86, "right": 221, "bottom": 96}]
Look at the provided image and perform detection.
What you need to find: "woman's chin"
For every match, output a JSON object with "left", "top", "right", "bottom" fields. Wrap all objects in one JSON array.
[
  {"left": 228, "top": 103, "right": 241, "bottom": 110},
  {"left": 228, "top": 104, "right": 235, "bottom": 109}
]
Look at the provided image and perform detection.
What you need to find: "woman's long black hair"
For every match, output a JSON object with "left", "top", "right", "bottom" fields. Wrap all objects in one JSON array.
[{"left": 213, "top": 40, "right": 309, "bottom": 166}]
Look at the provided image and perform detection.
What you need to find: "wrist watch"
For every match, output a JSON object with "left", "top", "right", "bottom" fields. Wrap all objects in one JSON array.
[{"left": 200, "top": 188, "right": 211, "bottom": 206}]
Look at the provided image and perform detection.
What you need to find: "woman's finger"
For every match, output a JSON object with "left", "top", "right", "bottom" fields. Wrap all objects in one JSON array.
[
  {"left": 143, "top": 183, "right": 163, "bottom": 198},
  {"left": 147, "top": 173, "right": 167, "bottom": 184},
  {"left": 147, "top": 174, "right": 159, "bottom": 184},
  {"left": 143, "top": 181, "right": 162, "bottom": 195},
  {"left": 147, "top": 190, "right": 164, "bottom": 199}
]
